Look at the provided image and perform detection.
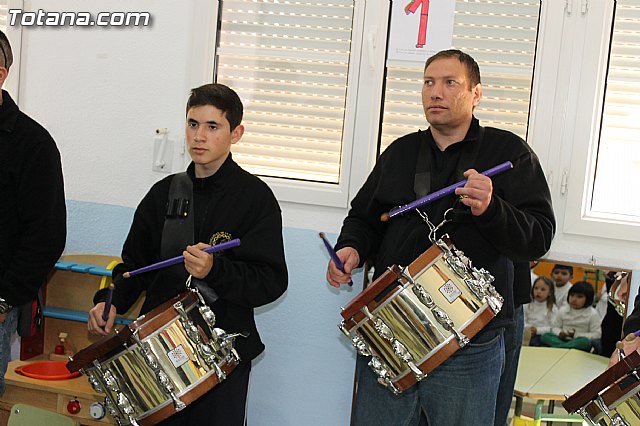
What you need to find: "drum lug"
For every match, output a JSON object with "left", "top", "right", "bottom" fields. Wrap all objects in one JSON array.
[
  {"left": 372, "top": 317, "right": 425, "bottom": 380},
  {"left": 593, "top": 395, "right": 630, "bottom": 426},
  {"left": 368, "top": 357, "right": 400, "bottom": 395},
  {"left": 157, "top": 370, "right": 187, "bottom": 412},
  {"left": 87, "top": 372, "right": 104, "bottom": 393},
  {"left": 103, "top": 396, "right": 125, "bottom": 426},
  {"left": 199, "top": 305, "right": 217, "bottom": 329}
]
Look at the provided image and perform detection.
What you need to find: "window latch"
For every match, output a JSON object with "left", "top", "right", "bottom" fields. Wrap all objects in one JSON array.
[{"left": 560, "top": 169, "right": 569, "bottom": 195}]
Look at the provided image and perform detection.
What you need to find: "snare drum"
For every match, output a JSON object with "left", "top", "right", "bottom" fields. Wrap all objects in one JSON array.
[
  {"left": 339, "top": 237, "right": 503, "bottom": 394},
  {"left": 563, "top": 350, "right": 640, "bottom": 426},
  {"left": 68, "top": 291, "right": 242, "bottom": 426}
]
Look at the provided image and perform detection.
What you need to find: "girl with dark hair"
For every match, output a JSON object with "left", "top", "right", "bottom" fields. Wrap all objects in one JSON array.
[{"left": 541, "top": 281, "right": 602, "bottom": 351}]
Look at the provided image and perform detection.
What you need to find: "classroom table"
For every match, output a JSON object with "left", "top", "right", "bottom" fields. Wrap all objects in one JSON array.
[{"left": 513, "top": 346, "right": 609, "bottom": 425}]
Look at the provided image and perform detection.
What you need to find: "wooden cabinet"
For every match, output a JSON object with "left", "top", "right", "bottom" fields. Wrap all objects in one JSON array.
[{"left": 0, "top": 254, "right": 144, "bottom": 425}]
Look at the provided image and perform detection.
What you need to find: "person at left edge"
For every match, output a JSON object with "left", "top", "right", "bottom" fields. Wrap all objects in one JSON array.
[
  {"left": 0, "top": 29, "right": 66, "bottom": 396},
  {"left": 87, "top": 83, "right": 288, "bottom": 425}
]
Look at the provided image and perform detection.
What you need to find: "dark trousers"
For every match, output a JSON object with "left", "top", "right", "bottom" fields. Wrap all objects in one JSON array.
[{"left": 158, "top": 361, "right": 251, "bottom": 426}]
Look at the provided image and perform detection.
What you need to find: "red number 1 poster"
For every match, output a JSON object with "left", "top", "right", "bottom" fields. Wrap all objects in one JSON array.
[{"left": 388, "top": 0, "right": 456, "bottom": 62}]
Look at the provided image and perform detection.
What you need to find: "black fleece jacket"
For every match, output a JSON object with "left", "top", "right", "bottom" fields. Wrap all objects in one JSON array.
[
  {"left": 95, "top": 155, "right": 288, "bottom": 362},
  {"left": 336, "top": 117, "right": 555, "bottom": 329},
  {"left": 0, "top": 90, "right": 66, "bottom": 307}
]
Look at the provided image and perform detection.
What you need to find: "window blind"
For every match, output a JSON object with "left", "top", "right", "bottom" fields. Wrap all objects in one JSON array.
[
  {"left": 380, "top": 0, "right": 541, "bottom": 152},
  {"left": 214, "top": 0, "right": 355, "bottom": 184},
  {"left": 591, "top": 0, "right": 640, "bottom": 218}
]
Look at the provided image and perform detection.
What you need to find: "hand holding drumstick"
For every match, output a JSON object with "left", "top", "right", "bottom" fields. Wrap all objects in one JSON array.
[{"left": 608, "top": 330, "right": 640, "bottom": 368}]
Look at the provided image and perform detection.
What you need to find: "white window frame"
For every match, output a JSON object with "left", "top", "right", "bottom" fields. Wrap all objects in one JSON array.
[
  {"left": 532, "top": 0, "right": 640, "bottom": 268},
  {"left": 564, "top": 0, "right": 640, "bottom": 241},
  {"left": 193, "top": 0, "right": 374, "bottom": 209}
]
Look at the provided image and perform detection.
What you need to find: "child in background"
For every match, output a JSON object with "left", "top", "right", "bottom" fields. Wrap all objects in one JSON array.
[
  {"left": 541, "top": 281, "right": 602, "bottom": 351},
  {"left": 523, "top": 276, "right": 557, "bottom": 346},
  {"left": 551, "top": 263, "right": 573, "bottom": 310}
]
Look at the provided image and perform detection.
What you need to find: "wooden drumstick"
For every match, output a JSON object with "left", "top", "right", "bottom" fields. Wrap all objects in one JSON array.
[
  {"left": 102, "top": 283, "right": 115, "bottom": 322},
  {"left": 380, "top": 161, "right": 514, "bottom": 222}
]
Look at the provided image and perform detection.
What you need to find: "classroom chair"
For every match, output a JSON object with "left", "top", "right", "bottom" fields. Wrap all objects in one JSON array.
[{"left": 7, "top": 403, "right": 79, "bottom": 426}]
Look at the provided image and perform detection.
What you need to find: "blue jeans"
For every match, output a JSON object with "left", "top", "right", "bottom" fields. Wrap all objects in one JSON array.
[
  {"left": 0, "top": 308, "right": 18, "bottom": 395},
  {"left": 352, "top": 327, "right": 505, "bottom": 426},
  {"left": 494, "top": 306, "right": 524, "bottom": 426}
]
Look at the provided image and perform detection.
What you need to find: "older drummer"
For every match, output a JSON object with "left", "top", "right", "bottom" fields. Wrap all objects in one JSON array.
[
  {"left": 326, "top": 49, "right": 555, "bottom": 425},
  {"left": 87, "top": 83, "right": 288, "bottom": 426}
]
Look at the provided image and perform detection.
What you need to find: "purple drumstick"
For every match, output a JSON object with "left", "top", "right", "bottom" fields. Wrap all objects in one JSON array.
[
  {"left": 381, "top": 161, "right": 514, "bottom": 221},
  {"left": 319, "top": 232, "right": 353, "bottom": 287},
  {"left": 123, "top": 238, "right": 241, "bottom": 278},
  {"left": 101, "top": 283, "right": 115, "bottom": 322}
]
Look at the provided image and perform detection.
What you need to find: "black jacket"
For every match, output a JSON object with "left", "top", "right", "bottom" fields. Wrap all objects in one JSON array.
[
  {"left": 0, "top": 90, "right": 66, "bottom": 306},
  {"left": 336, "top": 117, "right": 555, "bottom": 328},
  {"left": 95, "top": 155, "right": 288, "bottom": 361}
]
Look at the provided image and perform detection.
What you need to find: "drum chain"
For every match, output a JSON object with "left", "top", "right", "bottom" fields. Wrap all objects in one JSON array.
[{"left": 185, "top": 275, "right": 245, "bottom": 368}]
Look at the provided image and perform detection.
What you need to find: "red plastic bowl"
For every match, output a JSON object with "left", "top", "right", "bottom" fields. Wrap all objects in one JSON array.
[{"left": 15, "top": 361, "right": 81, "bottom": 380}]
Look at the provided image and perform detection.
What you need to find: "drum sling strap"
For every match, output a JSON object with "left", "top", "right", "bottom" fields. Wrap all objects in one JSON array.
[
  {"left": 413, "top": 126, "right": 485, "bottom": 221},
  {"left": 162, "top": 172, "right": 219, "bottom": 305}
]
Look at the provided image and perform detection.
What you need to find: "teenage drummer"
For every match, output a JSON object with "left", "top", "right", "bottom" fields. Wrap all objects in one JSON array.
[
  {"left": 88, "top": 83, "right": 288, "bottom": 425},
  {"left": 326, "top": 49, "right": 555, "bottom": 425}
]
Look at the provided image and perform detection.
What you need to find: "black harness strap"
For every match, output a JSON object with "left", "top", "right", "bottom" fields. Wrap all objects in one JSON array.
[
  {"left": 161, "top": 172, "right": 219, "bottom": 304},
  {"left": 162, "top": 172, "right": 194, "bottom": 259}
]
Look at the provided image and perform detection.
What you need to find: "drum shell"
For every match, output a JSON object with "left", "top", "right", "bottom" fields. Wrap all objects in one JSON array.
[
  {"left": 70, "top": 292, "right": 237, "bottom": 425},
  {"left": 341, "top": 241, "right": 498, "bottom": 392}
]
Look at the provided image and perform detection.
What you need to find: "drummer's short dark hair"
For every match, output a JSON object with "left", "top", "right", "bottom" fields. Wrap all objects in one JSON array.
[
  {"left": 568, "top": 281, "right": 595, "bottom": 308},
  {"left": 552, "top": 264, "right": 573, "bottom": 276},
  {"left": 186, "top": 83, "right": 243, "bottom": 130},
  {"left": 424, "top": 49, "right": 481, "bottom": 89},
  {"left": 0, "top": 30, "right": 13, "bottom": 70}
]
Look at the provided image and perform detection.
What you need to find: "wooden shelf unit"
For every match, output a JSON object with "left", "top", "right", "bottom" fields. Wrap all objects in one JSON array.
[{"left": 0, "top": 254, "right": 144, "bottom": 426}]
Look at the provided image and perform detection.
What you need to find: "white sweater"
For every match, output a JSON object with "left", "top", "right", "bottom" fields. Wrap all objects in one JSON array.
[
  {"left": 523, "top": 300, "right": 557, "bottom": 334},
  {"left": 550, "top": 305, "right": 602, "bottom": 340},
  {"left": 554, "top": 282, "right": 572, "bottom": 310}
]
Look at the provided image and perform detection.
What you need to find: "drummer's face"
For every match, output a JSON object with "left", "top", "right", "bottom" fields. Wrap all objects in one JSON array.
[{"left": 186, "top": 105, "right": 244, "bottom": 178}]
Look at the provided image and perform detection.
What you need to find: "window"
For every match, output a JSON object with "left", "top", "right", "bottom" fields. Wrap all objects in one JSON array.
[
  {"left": 214, "top": 0, "right": 358, "bottom": 186},
  {"left": 591, "top": 0, "right": 640, "bottom": 219},
  {"left": 563, "top": 0, "right": 640, "bottom": 243},
  {"left": 380, "top": 0, "right": 541, "bottom": 153}
]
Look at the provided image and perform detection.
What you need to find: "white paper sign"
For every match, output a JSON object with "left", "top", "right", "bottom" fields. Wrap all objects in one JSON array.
[
  {"left": 166, "top": 344, "right": 190, "bottom": 368},
  {"left": 439, "top": 279, "right": 462, "bottom": 303},
  {"left": 388, "top": 0, "right": 456, "bottom": 63}
]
